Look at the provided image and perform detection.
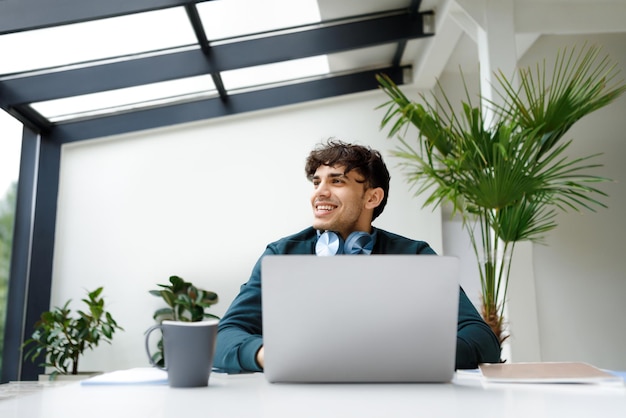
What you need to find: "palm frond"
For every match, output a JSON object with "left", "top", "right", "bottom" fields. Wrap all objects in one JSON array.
[
  {"left": 493, "top": 44, "right": 626, "bottom": 158},
  {"left": 376, "top": 43, "right": 625, "bottom": 343}
]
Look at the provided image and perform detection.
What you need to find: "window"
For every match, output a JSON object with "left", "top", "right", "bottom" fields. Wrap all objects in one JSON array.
[{"left": 0, "top": 111, "right": 21, "bottom": 377}]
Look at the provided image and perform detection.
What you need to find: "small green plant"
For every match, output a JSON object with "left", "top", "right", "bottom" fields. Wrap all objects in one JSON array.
[
  {"left": 148, "top": 275, "right": 219, "bottom": 366},
  {"left": 23, "top": 287, "right": 123, "bottom": 376}
]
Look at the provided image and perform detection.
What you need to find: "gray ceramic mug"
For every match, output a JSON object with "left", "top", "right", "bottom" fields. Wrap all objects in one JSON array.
[{"left": 145, "top": 319, "right": 218, "bottom": 388}]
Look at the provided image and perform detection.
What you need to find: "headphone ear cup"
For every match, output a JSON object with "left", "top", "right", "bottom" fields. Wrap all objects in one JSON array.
[
  {"left": 315, "top": 231, "right": 344, "bottom": 256},
  {"left": 344, "top": 231, "right": 374, "bottom": 255}
]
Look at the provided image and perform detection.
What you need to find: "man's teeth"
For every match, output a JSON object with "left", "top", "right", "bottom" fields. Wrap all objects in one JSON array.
[{"left": 317, "top": 205, "right": 334, "bottom": 211}]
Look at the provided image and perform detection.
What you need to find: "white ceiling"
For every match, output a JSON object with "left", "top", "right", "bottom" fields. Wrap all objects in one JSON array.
[
  {"left": 322, "top": 0, "right": 626, "bottom": 89},
  {"left": 1, "top": 0, "right": 625, "bottom": 138}
]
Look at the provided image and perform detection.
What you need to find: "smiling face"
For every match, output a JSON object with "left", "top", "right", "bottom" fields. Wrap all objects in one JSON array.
[{"left": 310, "top": 164, "right": 384, "bottom": 240}]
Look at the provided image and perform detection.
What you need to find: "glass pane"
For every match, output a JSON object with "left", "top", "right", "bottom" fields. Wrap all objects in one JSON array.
[
  {"left": 197, "top": 0, "right": 321, "bottom": 40},
  {"left": 0, "top": 111, "right": 21, "bottom": 378},
  {"left": 222, "top": 56, "right": 329, "bottom": 91},
  {"left": 31, "top": 75, "right": 217, "bottom": 122},
  {"left": 327, "top": 44, "right": 399, "bottom": 72},
  {"left": 0, "top": 8, "right": 196, "bottom": 75}
]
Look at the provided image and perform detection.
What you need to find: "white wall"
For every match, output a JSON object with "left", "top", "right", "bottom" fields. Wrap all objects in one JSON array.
[
  {"left": 523, "top": 34, "right": 626, "bottom": 370},
  {"left": 51, "top": 90, "right": 443, "bottom": 372},
  {"left": 439, "top": 33, "right": 626, "bottom": 370}
]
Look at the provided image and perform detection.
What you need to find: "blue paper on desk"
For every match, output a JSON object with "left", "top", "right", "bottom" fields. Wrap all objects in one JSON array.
[
  {"left": 80, "top": 367, "right": 168, "bottom": 385},
  {"left": 608, "top": 370, "right": 626, "bottom": 381}
]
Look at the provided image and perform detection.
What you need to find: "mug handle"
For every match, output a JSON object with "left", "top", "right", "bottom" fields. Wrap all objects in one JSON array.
[{"left": 144, "top": 324, "right": 167, "bottom": 371}]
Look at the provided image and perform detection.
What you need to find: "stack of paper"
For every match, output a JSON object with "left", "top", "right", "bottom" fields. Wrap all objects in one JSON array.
[{"left": 479, "top": 362, "right": 624, "bottom": 384}]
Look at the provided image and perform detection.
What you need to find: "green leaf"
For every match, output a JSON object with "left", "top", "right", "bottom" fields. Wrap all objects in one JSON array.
[
  {"left": 149, "top": 276, "right": 221, "bottom": 325},
  {"left": 153, "top": 307, "right": 174, "bottom": 321},
  {"left": 159, "top": 290, "right": 176, "bottom": 308},
  {"left": 21, "top": 287, "right": 122, "bottom": 373}
]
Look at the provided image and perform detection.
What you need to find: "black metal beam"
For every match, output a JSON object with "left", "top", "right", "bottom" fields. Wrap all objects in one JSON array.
[
  {"left": 0, "top": 11, "right": 431, "bottom": 107},
  {"left": 47, "top": 66, "right": 407, "bottom": 144},
  {"left": 1, "top": 128, "right": 61, "bottom": 382},
  {"left": 216, "top": 12, "right": 430, "bottom": 69},
  {"left": 393, "top": 0, "right": 424, "bottom": 67},
  {"left": 1, "top": 129, "right": 38, "bottom": 383},
  {"left": 410, "top": 0, "right": 424, "bottom": 16},
  {"left": 0, "top": 49, "right": 212, "bottom": 108},
  {"left": 17, "top": 134, "right": 62, "bottom": 381},
  {"left": 0, "top": 0, "right": 213, "bottom": 35},
  {"left": 184, "top": 3, "right": 227, "bottom": 99},
  {"left": 7, "top": 105, "right": 53, "bottom": 134}
]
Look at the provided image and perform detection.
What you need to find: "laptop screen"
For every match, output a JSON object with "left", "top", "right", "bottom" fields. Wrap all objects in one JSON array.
[{"left": 261, "top": 255, "right": 460, "bottom": 383}]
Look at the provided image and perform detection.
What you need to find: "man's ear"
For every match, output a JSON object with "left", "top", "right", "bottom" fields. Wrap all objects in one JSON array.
[{"left": 365, "top": 187, "right": 384, "bottom": 210}]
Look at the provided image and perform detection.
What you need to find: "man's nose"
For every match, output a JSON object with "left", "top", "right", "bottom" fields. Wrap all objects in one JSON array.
[{"left": 315, "top": 181, "right": 331, "bottom": 197}]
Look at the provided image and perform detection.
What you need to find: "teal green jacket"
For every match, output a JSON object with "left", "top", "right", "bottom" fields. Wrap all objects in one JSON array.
[{"left": 214, "top": 227, "right": 501, "bottom": 372}]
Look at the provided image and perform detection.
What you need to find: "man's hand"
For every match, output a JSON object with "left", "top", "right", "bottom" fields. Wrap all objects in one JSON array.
[{"left": 256, "top": 346, "right": 265, "bottom": 369}]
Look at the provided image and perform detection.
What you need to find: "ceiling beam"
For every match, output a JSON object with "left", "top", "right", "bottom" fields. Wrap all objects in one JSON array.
[
  {"left": 411, "top": 0, "right": 462, "bottom": 90},
  {"left": 392, "top": 0, "right": 425, "bottom": 66},
  {"left": 0, "top": 0, "right": 213, "bottom": 35},
  {"left": 184, "top": 3, "right": 227, "bottom": 99},
  {"left": 6, "top": 105, "right": 52, "bottom": 134},
  {"left": 47, "top": 66, "right": 407, "bottom": 143},
  {"left": 0, "top": 11, "right": 431, "bottom": 108}
]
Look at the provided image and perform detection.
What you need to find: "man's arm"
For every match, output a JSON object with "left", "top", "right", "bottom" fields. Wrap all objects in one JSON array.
[
  {"left": 213, "top": 228, "right": 317, "bottom": 373},
  {"left": 455, "top": 288, "right": 501, "bottom": 369},
  {"left": 213, "top": 257, "right": 265, "bottom": 373}
]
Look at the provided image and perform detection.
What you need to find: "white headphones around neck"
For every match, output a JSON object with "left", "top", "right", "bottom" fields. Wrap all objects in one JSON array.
[{"left": 315, "top": 230, "right": 375, "bottom": 256}]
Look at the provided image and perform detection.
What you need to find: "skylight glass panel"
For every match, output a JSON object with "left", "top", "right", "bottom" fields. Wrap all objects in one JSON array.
[
  {"left": 0, "top": 8, "right": 196, "bottom": 75},
  {"left": 197, "top": 0, "right": 321, "bottom": 40},
  {"left": 327, "top": 44, "right": 400, "bottom": 72},
  {"left": 221, "top": 56, "right": 330, "bottom": 91},
  {"left": 31, "top": 75, "right": 217, "bottom": 122}
]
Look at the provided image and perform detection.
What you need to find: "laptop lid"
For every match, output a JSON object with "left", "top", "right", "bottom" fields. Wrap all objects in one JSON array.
[{"left": 261, "top": 255, "right": 460, "bottom": 383}]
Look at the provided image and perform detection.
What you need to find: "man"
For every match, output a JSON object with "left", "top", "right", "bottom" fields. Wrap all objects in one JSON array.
[{"left": 214, "top": 139, "right": 501, "bottom": 372}]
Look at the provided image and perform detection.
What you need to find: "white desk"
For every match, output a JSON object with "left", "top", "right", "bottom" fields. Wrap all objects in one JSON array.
[{"left": 1, "top": 371, "right": 624, "bottom": 418}]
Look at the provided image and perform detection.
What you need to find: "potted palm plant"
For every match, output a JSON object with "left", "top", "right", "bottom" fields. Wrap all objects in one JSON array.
[
  {"left": 376, "top": 44, "right": 625, "bottom": 345},
  {"left": 22, "top": 287, "right": 123, "bottom": 380}
]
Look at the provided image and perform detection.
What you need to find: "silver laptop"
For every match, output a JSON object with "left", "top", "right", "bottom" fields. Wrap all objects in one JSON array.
[{"left": 261, "top": 255, "right": 460, "bottom": 383}]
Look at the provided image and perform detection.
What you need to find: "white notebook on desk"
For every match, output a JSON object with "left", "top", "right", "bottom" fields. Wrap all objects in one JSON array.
[
  {"left": 261, "top": 255, "right": 460, "bottom": 383},
  {"left": 479, "top": 362, "right": 625, "bottom": 384}
]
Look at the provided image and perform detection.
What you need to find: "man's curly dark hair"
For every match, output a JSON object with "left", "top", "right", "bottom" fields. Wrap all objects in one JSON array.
[{"left": 305, "top": 138, "right": 390, "bottom": 220}]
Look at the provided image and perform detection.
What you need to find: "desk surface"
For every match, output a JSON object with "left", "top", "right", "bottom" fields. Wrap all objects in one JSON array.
[{"left": 1, "top": 371, "right": 625, "bottom": 418}]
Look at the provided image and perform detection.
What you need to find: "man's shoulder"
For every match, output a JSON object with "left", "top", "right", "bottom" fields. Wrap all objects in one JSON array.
[
  {"left": 273, "top": 226, "right": 317, "bottom": 242},
  {"left": 375, "top": 228, "right": 436, "bottom": 255},
  {"left": 266, "top": 227, "right": 317, "bottom": 254}
]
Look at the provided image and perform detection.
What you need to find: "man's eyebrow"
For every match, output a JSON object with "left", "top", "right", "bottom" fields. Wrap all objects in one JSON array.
[
  {"left": 329, "top": 172, "right": 347, "bottom": 178},
  {"left": 311, "top": 172, "right": 347, "bottom": 180}
]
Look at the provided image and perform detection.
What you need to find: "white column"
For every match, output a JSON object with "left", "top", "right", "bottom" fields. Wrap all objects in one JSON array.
[{"left": 457, "top": 0, "right": 543, "bottom": 362}]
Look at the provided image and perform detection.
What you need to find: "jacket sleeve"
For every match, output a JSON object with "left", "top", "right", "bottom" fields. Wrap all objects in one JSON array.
[
  {"left": 213, "top": 229, "right": 316, "bottom": 373},
  {"left": 213, "top": 254, "right": 266, "bottom": 373},
  {"left": 455, "top": 287, "right": 501, "bottom": 369}
]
